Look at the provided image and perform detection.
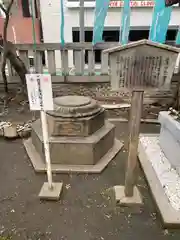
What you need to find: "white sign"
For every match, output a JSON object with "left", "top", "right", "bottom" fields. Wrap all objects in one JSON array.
[{"left": 26, "top": 74, "right": 54, "bottom": 111}]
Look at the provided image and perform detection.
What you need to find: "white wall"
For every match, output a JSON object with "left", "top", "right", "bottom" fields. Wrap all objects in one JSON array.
[{"left": 39, "top": 0, "right": 180, "bottom": 68}]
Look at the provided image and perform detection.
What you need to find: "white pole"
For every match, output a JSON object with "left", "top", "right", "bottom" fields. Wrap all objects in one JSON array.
[{"left": 40, "top": 110, "right": 53, "bottom": 189}]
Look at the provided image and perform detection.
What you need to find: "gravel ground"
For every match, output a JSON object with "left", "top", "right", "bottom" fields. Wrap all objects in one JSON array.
[{"left": 1, "top": 120, "right": 180, "bottom": 239}]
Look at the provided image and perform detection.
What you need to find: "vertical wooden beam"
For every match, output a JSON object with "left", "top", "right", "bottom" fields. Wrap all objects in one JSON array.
[{"left": 124, "top": 90, "right": 144, "bottom": 197}]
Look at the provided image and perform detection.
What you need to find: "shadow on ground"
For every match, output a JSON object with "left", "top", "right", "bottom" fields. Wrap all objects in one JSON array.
[{"left": 0, "top": 122, "right": 180, "bottom": 239}]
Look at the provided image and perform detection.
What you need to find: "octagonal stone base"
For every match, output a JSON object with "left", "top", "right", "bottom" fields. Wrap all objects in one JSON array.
[
  {"left": 23, "top": 137, "right": 123, "bottom": 174},
  {"left": 24, "top": 95, "right": 123, "bottom": 173}
]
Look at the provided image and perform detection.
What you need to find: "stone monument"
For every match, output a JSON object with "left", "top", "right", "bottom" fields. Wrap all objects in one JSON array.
[{"left": 24, "top": 95, "right": 123, "bottom": 173}]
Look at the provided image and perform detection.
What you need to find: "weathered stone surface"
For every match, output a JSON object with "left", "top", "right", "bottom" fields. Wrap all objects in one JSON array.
[
  {"left": 139, "top": 134, "right": 180, "bottom": 226},
  {"left": 30, "top": 95, "right": 121, "bottom": 169},
  {"left": 23, "top": 138, "right": 123, "bottom": 173},
  {"left": 47, "top": 110, "right": 105, "bottom": 137},
  {"left": 55, "top": 95, "right": 91, "bottom": 107},
  {"left": 47, "top": 96, "right": 105, "bottom": 137},
  {"left": 31, "top": 119, "right": 115, "bottom": 165},
  {"left": 48, "top": 96, "right": 102, "bottom": 118}
]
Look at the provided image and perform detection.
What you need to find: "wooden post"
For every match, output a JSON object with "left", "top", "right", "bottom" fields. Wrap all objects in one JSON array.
[{"left": 124, "top": 90, "right": 144, "bottom": 197}]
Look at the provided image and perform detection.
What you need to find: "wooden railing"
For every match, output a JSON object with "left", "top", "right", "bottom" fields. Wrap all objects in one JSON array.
[{"left": 1, "top": 42, "right": 123, "bottom": 84}]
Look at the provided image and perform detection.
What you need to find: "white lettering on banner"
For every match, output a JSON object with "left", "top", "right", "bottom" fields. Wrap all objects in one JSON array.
[{"left": 26, "top": 74, "right": 54, "bottom": 111}]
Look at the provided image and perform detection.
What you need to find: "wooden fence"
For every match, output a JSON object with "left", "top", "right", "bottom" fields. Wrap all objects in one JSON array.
[
  {"left": 0, "top": 42, "right": 124, "bottom": 84},
  {"left": 0, "top": 41, "right": 179, "bottom": 85}
]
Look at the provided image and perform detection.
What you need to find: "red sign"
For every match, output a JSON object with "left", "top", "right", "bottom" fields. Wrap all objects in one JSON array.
[{"left": 109, "top": 1, "right": 155, "bottom": 7}]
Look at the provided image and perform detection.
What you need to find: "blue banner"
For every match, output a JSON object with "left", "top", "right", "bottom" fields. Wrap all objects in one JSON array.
[
  {"left": 60, "top": 0, "right": 65, "bottom": 46},
  {"left": 92, "top": 0, "right": 110, "bottom": 45},
  {"left": 119, "top": 0, "right": 130, "bottom": 45},
  {"left": 149, "top": 0, "right": 172, "bottom": 43},
  {"left": 176, "top": 27, "right": 180, "bottom": 44}
]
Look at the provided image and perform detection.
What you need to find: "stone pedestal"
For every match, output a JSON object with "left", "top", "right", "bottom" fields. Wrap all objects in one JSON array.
[
  {"left": 137, "top": 111, "right": 180, "bottom": 226},
  {"left": 138, "top": 134, "right": 180, "bottom": 226},
  {"left": 24, "top": 96, "right": 123, "bottom": 173}
]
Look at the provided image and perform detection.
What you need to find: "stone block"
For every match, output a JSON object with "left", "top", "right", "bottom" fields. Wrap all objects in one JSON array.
[
  {"left": 28, "top": 95, "right": 122, "bottom": 171},
  {"left": 159, "top": 111, "right": 180, "bottom": 168},
  {"left": 46, "top": 110, "right": 105, "bottom": 137},
  {"left": 39, "top": 182, "right": 63, "bottom": 201},
  {"left": 138, "top": 134, "right": 180, "bottom": 226},
  {"left": 23, "top": 138, "right": 123, "bottom": 173},
  {"left": 31, "top": 120, "right": 115, "bottom": 165},
  {"left": 107, "top": 186, "right": 143, "bottom": 207}
]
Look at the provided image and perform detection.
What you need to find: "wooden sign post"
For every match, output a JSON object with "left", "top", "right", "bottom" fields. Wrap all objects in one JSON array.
[
  {"left": 124, "top": 90, "right": 144, "bottom": 197},
  {"left": 103, "top": 39, "right": 179, "bottom": 206}
]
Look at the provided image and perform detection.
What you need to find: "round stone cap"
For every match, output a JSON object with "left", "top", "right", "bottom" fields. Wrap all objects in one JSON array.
[
  {"left": 47, "top": 95, "right": 103, "bottom": 118},
  {"left": 54, "top": 96, "right": 91, "bottom": 107}
]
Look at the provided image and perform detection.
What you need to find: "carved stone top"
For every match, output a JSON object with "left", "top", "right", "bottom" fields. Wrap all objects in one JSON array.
[
  {"left": 54, "top": 96, "right": 91, "bottom": 107},
  {"left": 47, "top": 96, "right": 103, "bottom": 118}
]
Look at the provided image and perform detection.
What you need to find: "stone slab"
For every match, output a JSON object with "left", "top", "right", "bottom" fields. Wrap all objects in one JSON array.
[
  {"left": 159, "top": 111, "right": 180, "bottom": 143},
  {"left": 39, "top": 182, "right": 63, "bottom": 200},
  {"left": 108, "top": 186, "right": 143, "bottom": 206},
  {"left": 159, "top": 111, "right": 180, "bottom": 169},
  {"left": 159, "top": 127, "right": 180, "bottom": 169},
  {"left": 138, "top": 134, "right": 180, "bottom": 227},
  {"left": 23, "top": 138, "right": 123, "bottom": 173}
]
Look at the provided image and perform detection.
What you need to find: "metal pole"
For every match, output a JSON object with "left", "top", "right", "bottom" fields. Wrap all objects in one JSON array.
[
  {"left": 79, "top": 0, "right": 84, "bottom": 74},
  {"left": 124, "top": 90, "right": 144, "bottom": 197}
]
